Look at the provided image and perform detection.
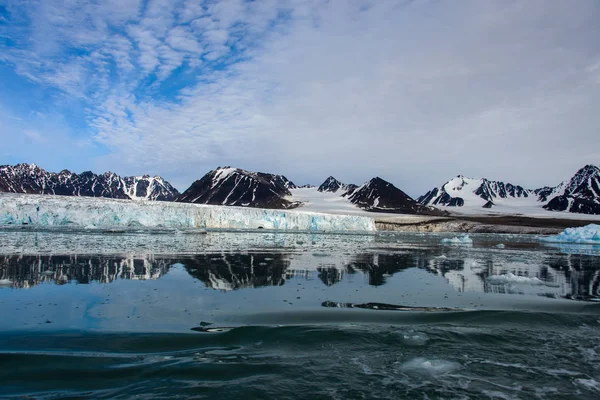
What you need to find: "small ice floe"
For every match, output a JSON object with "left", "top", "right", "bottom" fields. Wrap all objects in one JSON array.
[
  {"left": 486, "top": 273, "right": 545, "bottom": 286},
  {"left": 399, "top": 357, "right": 460, "bottom": 375},
  {"left": 398, "top": 330, "right": 429, "bottom": 346},
  {"left": 441, "top": 235, "right": 473, "bottom": 245},
  {"left": 496, "top": 243, "right": 505, "bottom": 249},
  {"left": 541, "top": 224, "right": 600, "bottom": 244},
  {"left": 191, "top": 326, "right": 234, "bottom": 333},
  {"left": 0, "top": 279, "right": 13, "bottom": 286}
]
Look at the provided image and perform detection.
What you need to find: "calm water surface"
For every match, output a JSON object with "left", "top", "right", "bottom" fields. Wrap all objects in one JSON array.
[{"left": 0, "top": 229, "right": 599, "bottom": 399}]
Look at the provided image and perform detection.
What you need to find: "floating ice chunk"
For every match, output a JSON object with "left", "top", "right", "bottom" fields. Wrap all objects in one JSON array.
[
  {"left": 486, "top": 273, "right": 545, "bottom": 286},
  {"left": 541, "top": 224, "right": 600, "bottom": 245},
  {"left": 496, "top": 243, "right": 505, "bottom": 248},
  {"left": 441, "top": 235, "right": 473, "bottom": 245},
  {"left": 399, "top": 357, "right": 460, "bottom": 375},
  {"left": 398, "top": 330, "right": 429, "bottom": 346}
]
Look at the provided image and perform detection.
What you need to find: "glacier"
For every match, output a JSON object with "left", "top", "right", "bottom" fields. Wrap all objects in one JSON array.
[
  {"left": 0, "top": 193, "right": 375, "bottom": 232},
  {"left": 540, "top": 224, "right": 600, "bottom": 244}
]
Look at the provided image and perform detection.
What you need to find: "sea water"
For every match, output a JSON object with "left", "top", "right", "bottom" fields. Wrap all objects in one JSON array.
[{"left": 0, "top": 228, "right": 599, "bottom": 399}]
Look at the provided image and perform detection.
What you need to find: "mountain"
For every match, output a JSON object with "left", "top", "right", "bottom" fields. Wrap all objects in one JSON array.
[
  {"left": 176, "top": 166, "right": 301, "bottom": 209},
  {"left": 0, "top": 163, "right": 179, "bottom": 201},
  {"left": 543, "top": 165, "right": 600, "bottom": 214},
  {"left": 417, "top": 165, "right": 600, "bottom": 215},
  {"left": 317, "top": 176, "right": 357, "bottom": 193},
  {"left": 348, "top": 177, "right": 444, "bottom": 215},
  {"left": 417, "top": 176, "right": 531, "bottom": 208}
]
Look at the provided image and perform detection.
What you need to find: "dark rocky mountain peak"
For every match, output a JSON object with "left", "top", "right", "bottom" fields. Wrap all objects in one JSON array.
[
  {"left": 318, "top": 176, "right": 343, "bottom": 192},
  {"left": 543, "top": 164, "right": 600, "bottom": 214},
  {"left": 176, "top": 166, "right": 301, "bottom": 209},
  {"left": 318, "top": 176, "right": 357, "bottom": 194},
  {"left": 348, "top": 177, "right": 444, "bottom": 215}
]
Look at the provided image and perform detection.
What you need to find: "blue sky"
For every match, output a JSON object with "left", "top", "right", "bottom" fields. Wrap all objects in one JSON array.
[{"left": 1, "top": 0, "right": 599, "bottom": 195}]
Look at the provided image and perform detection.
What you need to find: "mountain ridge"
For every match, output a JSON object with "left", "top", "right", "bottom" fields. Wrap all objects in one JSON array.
[
  {"left": 417, "top": 164, "right": 600, "bottom": 215},
  {"left": 176, "top": 166, "right": 301, "bottom": 209},
  {"left": 0, "top": 163, "right": 179, "bottom": 201}
]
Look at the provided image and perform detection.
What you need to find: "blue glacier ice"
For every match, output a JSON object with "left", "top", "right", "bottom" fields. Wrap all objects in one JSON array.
[
  {"left": 540, "top": 224, "right": 600, "bottom": 244},
  {"left": 0, "top": 193, "right": 375, "bottom": 232}
]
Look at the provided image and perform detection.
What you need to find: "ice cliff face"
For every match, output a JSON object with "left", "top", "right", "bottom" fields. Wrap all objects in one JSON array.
[
  {"left": 0, "top": 163, "right": 179, "bottom": 201},
  {"left": 0, "top": 193, "right": 375, "bottom": 232},
  {"left": 177, "top": 167, "right": 300, "bottom": 209}
]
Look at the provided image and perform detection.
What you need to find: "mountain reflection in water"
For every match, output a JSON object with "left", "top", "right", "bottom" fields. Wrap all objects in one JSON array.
[{"left": 1, "top": 245, "right": 598, "bottom": 300}]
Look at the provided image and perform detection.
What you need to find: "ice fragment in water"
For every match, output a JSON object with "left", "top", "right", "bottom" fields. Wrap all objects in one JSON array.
[
  {"left": 441, "top": 235, "right": 473, "bottom": 245},
  {"left": 399, "top": 357, "right": 460, "bottom": 375},
  {"left": 541, "top": 224, "right": 600, "bottom": 244},
  {"left": 486, "top": 273, "right": 546, "bottom": 286}
]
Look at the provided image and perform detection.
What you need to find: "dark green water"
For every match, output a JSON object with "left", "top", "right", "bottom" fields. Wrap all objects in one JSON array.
[{"left": 1, "top": 230, "right": 600, "bottom": 399}]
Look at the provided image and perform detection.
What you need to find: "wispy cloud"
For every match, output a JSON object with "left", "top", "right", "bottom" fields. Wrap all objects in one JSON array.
[{"left": 1, "top": 0, "right": 600, "bottom": 193}]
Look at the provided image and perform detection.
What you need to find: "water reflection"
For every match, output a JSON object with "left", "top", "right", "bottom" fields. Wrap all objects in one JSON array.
[
  {"left": 0, "top": 244, "right": 600, "bottom": 300},
  {"left": 182, "top": 254, "right": 290, "bottom": 290},
  {"left": 0, "top": 255, "right": 170, "bottom": 288}
]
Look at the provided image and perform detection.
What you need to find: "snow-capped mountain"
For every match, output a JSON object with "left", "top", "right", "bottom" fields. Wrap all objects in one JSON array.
[
  {"left": 0, "top": 163, "right": 179, "bottom": 201},
  {"left": 417, "top": 165, "right": 600, "bottom": 215},
  {"left": 543, "top": 165, "right": 600, "bottom": 214},
  {"left": 317, "top": 176, "right": 357, "bottom": 193},
  {"left": 176, "top": 166, "right": 301, "bottom": 209},
  {"left": 418, "top": 176, "right": 531, "bottom": 208},
  {"left": 348, "top": 177, "right": 444, "bottom": 215}
]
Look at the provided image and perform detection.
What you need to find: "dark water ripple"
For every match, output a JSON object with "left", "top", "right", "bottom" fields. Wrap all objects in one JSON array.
[
  {"left": 1, "top": 231, "right": 600, "bottom": 398},
  {"left": 1, "top": 312, "right": 600, "bottom": 400}
]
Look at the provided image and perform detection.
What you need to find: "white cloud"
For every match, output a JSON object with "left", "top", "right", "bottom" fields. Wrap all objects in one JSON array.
[{"left": 2, "top": 0, "right": 600, "bottom": 195}]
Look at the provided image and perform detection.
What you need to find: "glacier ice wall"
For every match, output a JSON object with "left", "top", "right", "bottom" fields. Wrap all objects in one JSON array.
[{"left": 0, "top": 193, "right": 375, "bottom": 232}]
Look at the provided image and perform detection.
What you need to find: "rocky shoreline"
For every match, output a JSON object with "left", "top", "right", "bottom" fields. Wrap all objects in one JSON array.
[{"left": 374, "top": 215, "right": 596, "bottom": 234}]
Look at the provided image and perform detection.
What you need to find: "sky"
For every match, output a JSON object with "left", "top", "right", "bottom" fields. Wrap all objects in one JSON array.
[{"left": 0, "top": 0, "right": 599, "bottom": 197}]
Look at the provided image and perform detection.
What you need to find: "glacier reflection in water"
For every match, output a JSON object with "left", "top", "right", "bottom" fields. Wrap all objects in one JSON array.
[
  {"left": 1, "top": 229, "right": 600, "bottom": 400},
  {"left": 0, "top": 230, "right": 598, "bottom": 302}
]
